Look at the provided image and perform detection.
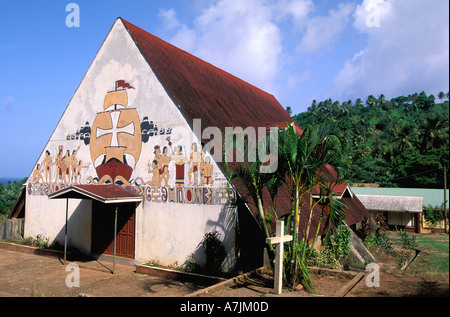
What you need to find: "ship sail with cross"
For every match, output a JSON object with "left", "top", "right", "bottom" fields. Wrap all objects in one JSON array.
[{"left": 89, "top": 80, "right": 142, "bottom": 184}]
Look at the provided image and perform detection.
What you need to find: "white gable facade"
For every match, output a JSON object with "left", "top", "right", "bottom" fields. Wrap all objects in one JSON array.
[{"left": 25, "top": 19, "right": 237, "bottom": 270}]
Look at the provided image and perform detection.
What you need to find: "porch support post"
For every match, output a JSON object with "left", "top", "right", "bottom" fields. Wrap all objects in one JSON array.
[
  {"left": 113, "top": 206, "right": 118, "bottom": 274},
  {"left": 64, "top": 198, "right": 68, "bottom": 265}
]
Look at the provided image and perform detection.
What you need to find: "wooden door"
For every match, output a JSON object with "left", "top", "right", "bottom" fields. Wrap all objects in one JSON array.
[{"left": 91, "top": 201, "right": 135, "bottom": 259}]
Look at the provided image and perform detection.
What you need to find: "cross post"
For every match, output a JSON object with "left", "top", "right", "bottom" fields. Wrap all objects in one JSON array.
[{"left": 266, "top": 220, "right": 293, "bottom": 295}]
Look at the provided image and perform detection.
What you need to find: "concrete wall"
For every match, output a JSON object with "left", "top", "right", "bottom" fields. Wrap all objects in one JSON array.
[
  {"left": 135, "top": 201, "right": 236, "bottom": 270},
  {"left": 24, "top": 196, "right": 92, "bottom": 254},
  {"left": 0, "top": 218, "right": 24, "bottom": 240}
]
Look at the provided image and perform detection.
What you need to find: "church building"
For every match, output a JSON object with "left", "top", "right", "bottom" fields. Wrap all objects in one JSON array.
[{"left": 21, "top": 18, "right": 372, "bottom": 272}]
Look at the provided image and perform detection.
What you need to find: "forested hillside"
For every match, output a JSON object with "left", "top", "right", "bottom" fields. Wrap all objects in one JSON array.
[
  {"left": 0, "top": 178, "right": 26, "bottom": 222},
  {"left": 293, "top": 91, "right": 449, "bottom": 188}
]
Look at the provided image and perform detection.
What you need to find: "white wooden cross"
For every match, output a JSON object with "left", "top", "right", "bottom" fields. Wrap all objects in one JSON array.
[{"left": 266, "top": 220, "right": 293, "bottom": 295}]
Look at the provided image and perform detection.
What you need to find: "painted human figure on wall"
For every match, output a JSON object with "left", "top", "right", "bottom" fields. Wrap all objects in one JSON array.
[
  {"left": 43, "top": 150, "right": 54, "bottom": 183},
  {"left": 62, "top": 150, "right": 73, "bottom": 183},
  {"left": 74, "top": 160, "right": 89, "bottom": 184},
  {"left": 188, "top": 143, "right": 200, "bottom": 186},
  {"left": 34, "top": 147, "right": 81, "bottom": 184},
  {"left": 201, "top": 156, "right": 214, "bottom": 186},
  {"left": 32, "top": 164, "right": 44, "bottom": 183},
  {"left": 54, "top": 146, "right": 64, "bottom": 184},
  {"left": 173, "top": 145, "right": 188, "bottom": 188},
  {"left": 148, "top": 145, "right": 165, "bottom": 187},
  {"left": 69, "top": 146, "right": 81, "bottom": 183},
  {"left": 153, "top": 145, "right": 162, "bottom": 169},
  {"left": 199, "top": 142, "right": 206, "bottom": 185},
  {"left": 160, "top": 146, "right": 172, "bottom": 187},
  {"left": 147, "top": 159, "right": 161, "bottom": 187}
]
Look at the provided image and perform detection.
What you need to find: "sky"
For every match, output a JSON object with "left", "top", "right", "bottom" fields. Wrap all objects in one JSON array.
[{"left": 0, "top": 0, "right": 448, "bottom": 178}]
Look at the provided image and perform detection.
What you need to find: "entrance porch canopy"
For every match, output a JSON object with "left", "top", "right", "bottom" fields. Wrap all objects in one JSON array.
[
  {"left": 48, "top": 184, "right": 143, "bottom": 204},
  {"left": 48, "top": 184, "right": 142, "bottom": 272}
]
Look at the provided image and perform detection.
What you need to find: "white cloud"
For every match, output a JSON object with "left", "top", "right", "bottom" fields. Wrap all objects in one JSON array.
[
  {"left": 286, "top": 70, "right": 311, "bottom": 89},
  {"left": 297, "top": 2, "right": 355, "bottom": 53},
  {"left": 194, "top": 0, "right": 281, "bottom": 89},
  {"left": 158, "top": 0, "right": 448, "bottom": 110},
  {"left": 272, "top": 0, "right": 314, "bottom": 26},
  {"left": 332, "top": 0, "right": 450, "bottom": 100},
  {"left": 1, "top": 96, "right": 14, "bottom": 111},
  {"left": 158, "top": 8, "right": 180, "bottom": 31},
  {"left": 158, "top": 0, "right": 317, "bottom": 95},
  {"left": 159, "top": 9, "right": 197, "bottom": 52}
]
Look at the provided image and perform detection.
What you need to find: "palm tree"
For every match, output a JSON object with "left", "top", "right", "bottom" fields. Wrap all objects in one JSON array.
[
  {"left": 393, "top": 123, "right": 419, "bottom": 153},
  {"left": 419, "top": 113, "right": 449, "bottom": 151},
  {"left": 366, "top": 95, "right": 377, "bottom": 107},
  {"left": 223, "top": 130, "right": 282, "bottom": 263},
  {"left": 286, "top": 106, "right": 292, "bottom": 116},
  {"left": 377, "top": 94, "right": 386, "bottom": 107},
  {"left": 355, "top": 98, "right": 364, "bottom": 111},
  {"left": 277, "top": 123, "right": 344, "bottom": 289}
]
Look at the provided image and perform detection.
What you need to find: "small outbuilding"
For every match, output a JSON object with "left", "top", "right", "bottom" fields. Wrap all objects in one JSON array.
[{"left": 350, "top": 187, "right": 438, "bottom": 233}]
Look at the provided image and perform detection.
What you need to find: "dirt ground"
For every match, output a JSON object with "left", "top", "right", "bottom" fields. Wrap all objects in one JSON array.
[
  {"left": 347, "top": 270, "right": 449, "bottom": 297},
  {"left": 1, "top": 233, "right": 448, "bottom": 298},
  {"left": 0, "top": 248, "right": 201, "bottom": 297},
  {"left": 0, "top": 246, "right": 356, "bottom": 298},
  {"left": 195, "top": 268, "right": 355, "bottom": 297}
]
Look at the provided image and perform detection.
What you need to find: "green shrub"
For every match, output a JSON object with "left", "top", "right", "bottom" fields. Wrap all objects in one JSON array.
[
  {"left": 363, "top": 232, "right": 379, "bottom": 252},
  {"left": 18, "top": 234, "right": 49, "bottom": 248},
  {"left": 398, "top": 230, "right": 417, "bottom": 250},
  {"left": 202, "top": 231, "right": 226, "bottom": 275},
  {"left": 325, "top": 225, "right": 352, "bottom": 260},
  {"left": 423, "top": 205, "right": 446, "bottom": 227},
  {"left": 181, "top": 253, "right": 200, "bottom": 273},
  {"left": 309, "top": 248, "right": 342, "bottom": 270},
  {"left": 309, "top": 225, "right": 352, "bottom": 270},
  {"left": 375, "top": 232, "right": 396, "bottom": 257},
  {"left": 395, "top": 249, "right": 413, "bottom": 269}
]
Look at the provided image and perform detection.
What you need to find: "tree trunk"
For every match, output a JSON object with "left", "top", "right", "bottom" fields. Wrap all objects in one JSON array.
[
  {"left": 256, "top": 195, "right": 274, "bottom": 259},
  {"left": 290, "top": 188, "right": 300, "bottom": 285}
]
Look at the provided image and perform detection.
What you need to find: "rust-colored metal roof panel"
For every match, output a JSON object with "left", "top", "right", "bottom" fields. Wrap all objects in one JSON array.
[
  {"left": 48, "top": 184, "right": 142, "bottom": 204},
  {"left": 121, "top": 18, "right": 295, "bottom": 134}
]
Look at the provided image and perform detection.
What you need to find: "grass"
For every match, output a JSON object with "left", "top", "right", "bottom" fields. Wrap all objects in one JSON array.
[
  {"left": 386, "top": 231, "right": 449, "bottom": 279},
  {"left": 416, "top": 235, "right": 449, "bottom": 253},
  {"left": 412, "top": 234, "right": 449, "bottom": 274}
]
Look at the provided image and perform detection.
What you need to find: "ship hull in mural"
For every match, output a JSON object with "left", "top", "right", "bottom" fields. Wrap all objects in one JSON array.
[{"left": 95, "top": 157, "right": 133, "bottom": 184}]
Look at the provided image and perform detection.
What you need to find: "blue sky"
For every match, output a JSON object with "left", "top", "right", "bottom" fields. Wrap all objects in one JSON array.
[{"left": 0, "top": 0, "right": 448, "bottom": 178}]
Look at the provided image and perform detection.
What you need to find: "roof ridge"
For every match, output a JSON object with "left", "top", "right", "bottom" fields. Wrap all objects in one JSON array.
[
  {"left": 119, "top": 17, "right": 278, "bottom": 101},
  {"left": 118, "top": 17, "right": 294, "bottom": 140}
]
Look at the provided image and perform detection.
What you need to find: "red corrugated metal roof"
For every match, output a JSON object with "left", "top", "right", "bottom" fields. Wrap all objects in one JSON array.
[
  {"left": 48, "top": 184, "right": 142, "bottom": 204},
  {"left": 74, "top": 185, "right": 141, "bottom": 199},
  {"left": 121, "top": 18, "right": 295, "bottom": 133},
  {"left": 311, "top": 182, "right": 349, "bottom": 196},
  {"left": 240, "top": 183, "right": 371, "bottom": 238}
]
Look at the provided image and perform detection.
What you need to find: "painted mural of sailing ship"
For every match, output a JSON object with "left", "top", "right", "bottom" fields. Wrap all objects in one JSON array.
[{"left": 90, "top": 80, "right": 142, "bottom": 184}]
